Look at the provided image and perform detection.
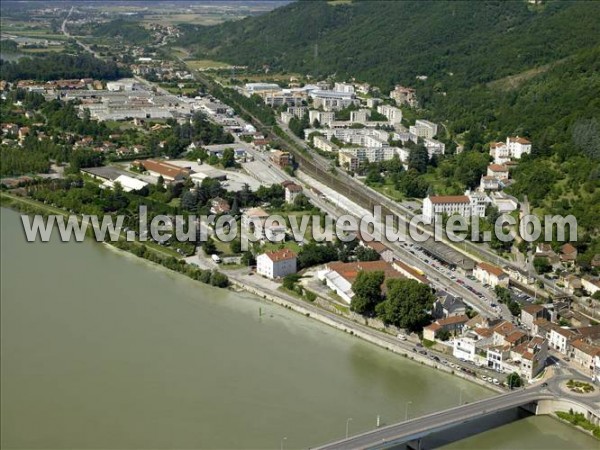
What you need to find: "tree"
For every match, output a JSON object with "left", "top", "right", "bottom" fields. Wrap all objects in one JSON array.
[
  {"left": 221, "top": 147, "right": 236, "bottom": 168},
  {"left": 356, "top": 246, "right": 381, "bottom": 262},
  {"left": 376, "top": 279, "right": 435, "bottom": 332},
  {"left": 408, "top": 145, "right": 429, "bottom": 173},
  {"left": 209, "top": 270, "right": 229, "bottom": 288},
  {"left": 437, "top": 329, "right": 451, "bottom": 341},
  {"left": 350, "top": 271, "right": 384, "bottom": 316},
  {"left": 203, "top": 238, "right": 217, "bottom": 255},
  {"left": 229, "top": 239, "right": 242, "bottom": 254},
  {"left": 533, "top": 257, "right": 552, "bottom": 274},
  {"left": 507, "top": 372, "right": 523, "bottom": 389},
  {"left": 283, "top": 273, "right": 301, "bottom": 291}
]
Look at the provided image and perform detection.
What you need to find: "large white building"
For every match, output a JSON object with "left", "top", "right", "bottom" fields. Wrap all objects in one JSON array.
[
  {"left": 409, "top": 120, "right": 438, "bottom": 139},
  {"left": 422, "top": 195, "right": 471, "bottom": 224},
  {"left": 423, "top": 138, "right": 445, "bottom": 158},
  {"left": 256, "top": 249, "right": 297, "bottom": 279},
  {"left": 309, "top": 110, "right": 335, "bottom": 126},
  {"left": 376, "top": 105, "right": 403, "bottom": 124},
  {"left": 490, "top": 136, "right": 532, "bottom": 164}
]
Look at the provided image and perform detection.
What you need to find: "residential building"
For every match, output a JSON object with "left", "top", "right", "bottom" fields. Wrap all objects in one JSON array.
[
  {"left": 490, "top": 136, "right": 532, "bottom": 163},
  {"left": 582, "top": 276, "right": 600, "bottom": 295},
  {"left": 333, "top": 82, "right": 355, "bottom": 93},
  {"left": 409, "top": 120, "right": 438, "bottom": 139},
  {"left": 256, "top": 249, "right": 297, "bottom": 279},
  {"left": 468, "top": 190, "right": 492, "bottom": 218},
  {"left": 423, "top": 138, "right": 445, "bottom": 158},
  {"left": 309, "top": 110, "right": 335, "bottom": 126},
  {"left": 549, "top": 327, "right": 576, "bottom": 354},
  {"left": 560, "top": 243, "right": 578, "bottom": 266},
  {"left": 487, "top": 164, "right": 509, "bottom": 180},
  {"left": 570, "top": 339, "right": 600, "bottom": 373},
  {"left": 242, "top": 207, "right": 269, "bottom": 235},
  {"left": 520, "top": 304, "right": 548, "bottom": 331},
  {"left": 480, "top": 176, "right": 500, "bottom": 191},
  {"left": 284, "top": 183, "right": 303, "bottom": 204},
  {"left": 210, "top": 197, "right": 230, "bottom": 215},
  {"left": 474, "top": 262, "right": 509, "bottom": 288},
  {"left": 271, "top": 150, "right": 291, "bottom": 168},
  {"left": 339, "top": 151, "right": 360, "bottom": 172},
  {"left": 376, "top": 105, "right": 403, "bottom": 124},
  {"left": 506, "top": 136, "right": 532, "bottom": 159},
  {"left": 433, "top": 292, "right": 466, "bottom": 319},
  {"left": 423, "top": 315, "right": 470, "bottom": 341},
  {"left": 390, "top": 85, "right": 417, "bottom": 107},
  {"left": 313, "top": 135, "right": 339, "bottom": 152},
  {"left": 422, "top": 195, "right": 471, "bottom": 224},
  {"left": 350, "top": 109, "right": 370, "bottom": 124}
]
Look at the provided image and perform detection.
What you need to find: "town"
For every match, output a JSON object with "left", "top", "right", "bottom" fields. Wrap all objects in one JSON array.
[{"left": 1, "top": 1, "right": 600, "bottom": 448}]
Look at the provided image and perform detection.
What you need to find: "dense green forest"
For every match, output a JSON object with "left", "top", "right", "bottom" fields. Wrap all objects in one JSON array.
[
  {"left": 179, "top": 0, "right": 600, "bottom": 89},
  {"left": 0, "top": 54, "right": 131, "bottom": 81}
]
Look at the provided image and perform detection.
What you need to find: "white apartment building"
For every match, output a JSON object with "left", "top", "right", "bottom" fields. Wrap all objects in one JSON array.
[
  {"left": 334, "top": 82, "right": 355, "bottom": 93},
  {"left": 309, "top": 110, "right": 335, "bottom": 126},
  {"left": 287, "top": 106, "right": 308, "bottom": 118},
  {"left": 490, "top": 136, "right": 532, "bottom": 163},
  {"left": 467, "top": 189, "right": 492, "bottom": 218},
  {"left": 256, "top": 249, "right": 297, "bottom": 279},
  {"left": 506, "top": 136, "right": 532, "bottom": 159},
  {"left": 280, "top": 111, "right": 294, "bottom": 125},
  {"left": 453, "top": 337, "right": 477, "bottom": 362},
  {"left": 338, "top": 146, "right": 399, "bottom": 165},
  {"left": 409, "top": 120, "right": 438, "bottom": 139},
  {"left": 422, "top": 195, "right": 471, "bottom": 224},
  {"left": 549, "top": 327, "right": 575, "bottom": 354},
  {"left": 350, "top": 109, "right": 370, "bottom": 124},
  {"left": 377, "top": 105, "right": 403, "bottom": 124},
  {"left": 284, "top": 183, "right": 303, "bottom": 204},
  {"left": 313, "top": 135, "right": 339, "bottom": 152},
  {"left": 339, "top": 151, "right": 360, "bottom": 172},
  {"left": 423, "top": 138, "right": 445, "bottom": 158}
]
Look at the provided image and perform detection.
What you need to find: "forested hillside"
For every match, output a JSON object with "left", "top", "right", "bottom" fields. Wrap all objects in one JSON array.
[{"left": 179, "top": 0, "right": 600, "bottom": 90}]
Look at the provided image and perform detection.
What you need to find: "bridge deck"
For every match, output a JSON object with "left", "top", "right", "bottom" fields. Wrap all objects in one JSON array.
[{"left": 315, "top": 389, "right": 555, "bottom": 450}]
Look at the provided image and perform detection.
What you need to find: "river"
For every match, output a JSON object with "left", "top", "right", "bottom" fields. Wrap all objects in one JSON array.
[{"left": 0, "top": 208, "right": 596, "bottom": 449}]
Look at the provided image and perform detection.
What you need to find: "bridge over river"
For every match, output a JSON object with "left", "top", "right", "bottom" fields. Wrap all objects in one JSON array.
[{"left": 315, "top": 384, "right": 598, "bottom": 450}]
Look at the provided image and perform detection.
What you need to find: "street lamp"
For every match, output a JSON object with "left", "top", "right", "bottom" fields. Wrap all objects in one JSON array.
[
  {"left": 345, "top": 418, "right": 353, "bottom": 439},
  {"left": 405, "top": 401, "right": 413, "bottom": 421},
  {"left": 280, "top": 437, "right": 287, "bottom": 450}
]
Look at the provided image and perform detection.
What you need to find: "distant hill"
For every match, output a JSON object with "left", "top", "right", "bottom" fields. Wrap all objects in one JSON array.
[{"left": 179, "top": 0, "right": 600, "bottom": 90}]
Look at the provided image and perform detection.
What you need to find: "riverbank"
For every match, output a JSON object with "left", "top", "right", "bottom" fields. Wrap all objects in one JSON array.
[{"left": 0, "top": 193, "right": 500, "bottom": 395}]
